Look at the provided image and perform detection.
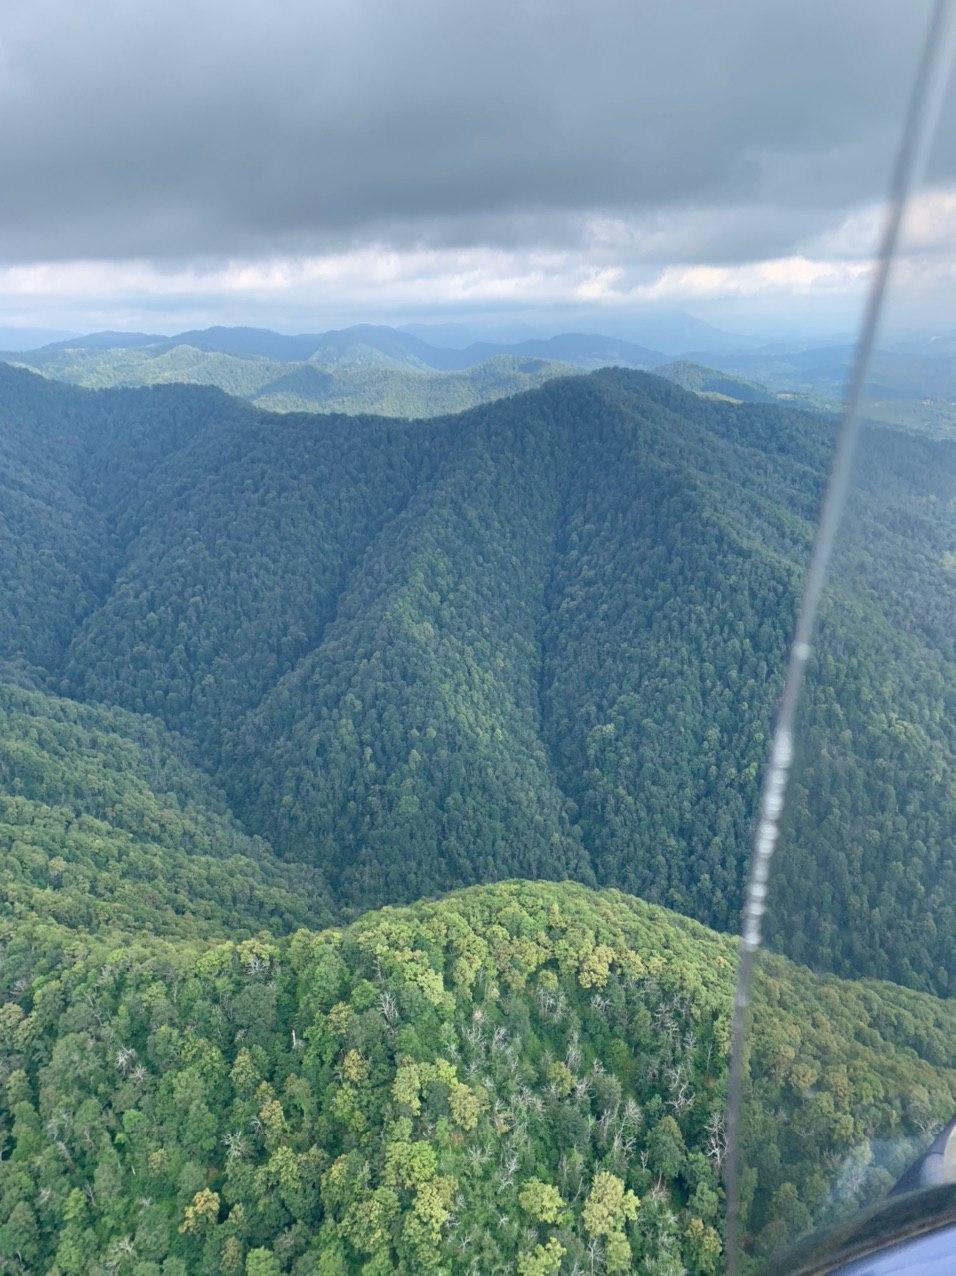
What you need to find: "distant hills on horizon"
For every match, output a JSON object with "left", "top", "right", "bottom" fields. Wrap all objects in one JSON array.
[
  {"left": 0, "top": 305, "right": 755, "bottom": 358},
  {"left": 2, "top": 319, "right": 954, "bottom": 433},
  {"left": 1, "top": 323, "right": 778, "bottom": 421},
  {"left": 18, "top": 322, "right": 668, "bottom": 370}
]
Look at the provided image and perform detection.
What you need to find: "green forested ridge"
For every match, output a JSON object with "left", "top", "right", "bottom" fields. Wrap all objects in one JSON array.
[
  {"left": 0, "top": 680, "right": 333, "bottom": 940},
  {"left": 3, "top": 323, "right": 661, "bottom": 374},
  {"left": 250, "top": 356, "right": 574, "bottom": 418},
  {"left": 650, "top": 362, "right": 773, "bottom": 404},
  {"left": 0, "top": 371, "right": 114, "bottom": 679},
  {"left": 0, "top": 358, "right": 953, "bottom": 1272},
  {"left": 0, "top": 362, "right": 951, "bottom": 993},
  {"left": 0, "top": 345, "right": 572, "bottom": 420},
  {"left": 1, "top": 880, "right": 952, "bottom": 1275},
  {"left": 7, "top": 321, "right": 954, "bottom": 435}
]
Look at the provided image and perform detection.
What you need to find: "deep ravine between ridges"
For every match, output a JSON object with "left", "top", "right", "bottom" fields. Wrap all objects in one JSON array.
[{"left": 0, "top": 363, "right": 952, "bottom": 992}]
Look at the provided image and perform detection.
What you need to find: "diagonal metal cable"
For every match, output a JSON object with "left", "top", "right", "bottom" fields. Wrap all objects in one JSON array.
[{"left": 723, "top": 3, "right": 956, "bottom": 1270}]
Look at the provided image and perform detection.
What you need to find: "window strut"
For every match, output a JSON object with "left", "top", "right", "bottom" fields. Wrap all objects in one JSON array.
[{"left": 723, "top": 4, "right": 956, "bottom": 1269}]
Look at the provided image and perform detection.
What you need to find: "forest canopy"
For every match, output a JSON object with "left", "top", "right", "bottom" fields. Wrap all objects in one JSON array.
[
  {"left": 1, "top": 363, "right": 951, "bottom": 992},
  {"left": 1, "top": 880, "right": 952, "bottom": 1275},
  {"left": 0, "top": 363, "right": 952, "bottom": 1272}
]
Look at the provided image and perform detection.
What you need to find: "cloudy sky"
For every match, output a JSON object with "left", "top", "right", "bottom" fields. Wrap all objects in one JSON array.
[{"left": 1, "top": 0, "right": 954, "bottom": 339}]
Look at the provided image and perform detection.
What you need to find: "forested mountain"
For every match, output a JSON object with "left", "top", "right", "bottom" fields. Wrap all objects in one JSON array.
[
  {"left": 2, "top": 336, "right": 789, "bottom": 421},
  {"left": 10, "top": 325, "right": 663, "bottom": 372},
  {"left": 650, "top": 363, "right": 773, "bottom": 404},
  {"left": 0, "top": 363, "right": 951, "bottom": 996},
  {"left": 11, "top": 322, "right": 952, "bottom": 435},
  {"left": 0, "top": 679, "right": 333, "bottom": 941},
  {"left": 0, "top": 344, "right": 571, "bottom": 419},
  {"left": 0, "top": 321, "right": 663, "bottom": 421},
  {"left": 253, "top": 357, "right": 576, "bottom": 418},
  {"left": 1, "top": 879, "right": 952, "bottom": 1274},
  {"left": 1, "top": 358, "right": 953, "bottom": 1271}
]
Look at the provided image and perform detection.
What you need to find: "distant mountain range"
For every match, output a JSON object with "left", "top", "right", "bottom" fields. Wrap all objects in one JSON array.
[
  {"left": 23, "top": 323, "right": 665, "bottom": 369},
  {"left": 3, "top": 322, "right": 954, "bottom": 432},
  {"left": 0, "top": 325, "right": 667, "bottom": 419},
  {"left": 0, "top": 340, "right": 576, "bottom": 418},
  {"left": 714, "top": 342, "right": 956, "bottom": 400},
  {"left": 711, "top": 341, "right": 956, "bottom": 436}
]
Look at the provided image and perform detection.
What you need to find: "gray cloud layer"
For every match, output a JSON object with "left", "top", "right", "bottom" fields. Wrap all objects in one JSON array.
[{"left": 1, "top": 0, "right": 952, "bottom": 267}]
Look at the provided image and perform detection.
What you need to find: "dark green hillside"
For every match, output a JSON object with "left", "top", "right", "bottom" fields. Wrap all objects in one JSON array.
[
  {"left": 652, "top": 361, "right": 773, "bottom": 403},
  {"left": 253, "top": 355, "right": 571, "bottom": 417},
  {"left": 0, "top": 681, "right": 333, "bottom": 940},
  {"left": 228, "top": 382, "right": 597, "bottom": 908},
  {"left": 229, "top": 374, "right": 822, "bottom": 927},
  {"left": 0, "top": 362, "right": 952, "bottom": 1271},
  {"left": 0, "top": 881, "right": 951, "bottom": 1275},
  {"left": 3, "top": 344, "right": 282, "bottom": 398},
  {"left": 251, "top": 364, "right": 337, "bottom": 406},
  {"left": 63, "top": 403, "right": 431, "bottom": 763},
  {"left": 0, "top": 368, "right": 113, "bottom": 680},
  {"left": 0, "top": 365, "right": 951, "bottom": 992}
]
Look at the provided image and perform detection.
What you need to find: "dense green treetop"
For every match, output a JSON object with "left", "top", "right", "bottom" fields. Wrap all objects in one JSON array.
[{"left": 1, "top": 880, "right": 952, "bottom": 1274}]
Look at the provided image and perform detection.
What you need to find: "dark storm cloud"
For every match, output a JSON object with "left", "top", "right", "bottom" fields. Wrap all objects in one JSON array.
[{"left": 0, "top": 0, "right": 951, "bottom": 267}]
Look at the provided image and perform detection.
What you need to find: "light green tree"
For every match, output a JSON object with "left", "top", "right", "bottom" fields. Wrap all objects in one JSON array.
[{"left": 518, "top": 1178, "right": 566, "bottom": 1224}]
